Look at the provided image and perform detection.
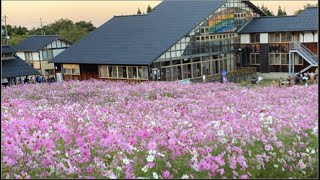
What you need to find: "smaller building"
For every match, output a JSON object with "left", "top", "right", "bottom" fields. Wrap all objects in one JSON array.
[
  {"left": 1, "top": 45, "right": 40, "bottom": 86},
  {"left": 14, "top": 35, "right": 72, "bottom": 78},
  {"left": 238, "top": 7, "right": 318, "bottom": 78}
]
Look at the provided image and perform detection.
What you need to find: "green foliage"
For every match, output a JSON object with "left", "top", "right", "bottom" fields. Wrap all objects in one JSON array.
[
  {"left": 257, "top": 5, "right": 275, "bottom": 16},
  {"left": 147, "top": 5, "right": 152, "bottom": 13},
  {"left": 3, "top": 18, "right": 96, "bottom": 46},
  {"left": 137, "top": 8, "right": 142, "bottom": 15},
  {"left": 277, "top": 6, "right": 287, "bottom": 16},
  {"left": 59, "top": 25, "right": 88, "bottom": 43}
]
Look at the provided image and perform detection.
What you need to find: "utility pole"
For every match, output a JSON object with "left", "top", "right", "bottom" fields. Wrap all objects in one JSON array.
[
  {"left": 2, "top": 15, "right": 9, "bottom": 45},
  {"left": 40, "top": 18, "right": 44, "bottom": 35}
]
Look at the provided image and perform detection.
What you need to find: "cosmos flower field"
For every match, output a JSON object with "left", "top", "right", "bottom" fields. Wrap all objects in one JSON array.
[{"left": 1, "top": 80, "right": 318, "bottom": 179}]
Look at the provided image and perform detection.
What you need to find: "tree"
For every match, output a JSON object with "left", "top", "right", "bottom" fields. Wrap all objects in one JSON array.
[
  {"left": 257, "top": 5, "right": 275, "bottom": 16},
  {"left": 137, "top": 8, "right": 142, "bottom": 15},
  {"left": 277, "top": 6, "right": 287, "bottom": 16},
  {"left": 75, "top": 21, "right": 95, "bottom": 32},
  {"left": 147, "top": 5, "right": 152, "bottom": 13},
  {"left": 59, "top": 25, "right": 87, "bottom": 43},
  {"left": 4, "top": 18, "right": 96, "bottom": 45}
]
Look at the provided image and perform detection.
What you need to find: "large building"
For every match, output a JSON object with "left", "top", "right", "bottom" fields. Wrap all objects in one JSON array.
[
  {"left": 14, "top": 35, "right": 72, "bottom": 78},
  {"left": 50, "top": 0, "right": 318, "bottom": 82},
  {"left": 1, "top": 45, "right": 40, "bottom": 86}
]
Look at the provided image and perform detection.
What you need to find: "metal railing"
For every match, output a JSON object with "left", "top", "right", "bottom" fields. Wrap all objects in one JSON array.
[
  {"left": 300, "top": 43, "right": 318, "bottom": 64},
  {"left": 289, "top": 42, "right": 318, "bottom": 65}
]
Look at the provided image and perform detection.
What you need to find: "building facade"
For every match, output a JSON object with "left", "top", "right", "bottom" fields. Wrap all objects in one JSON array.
[
  {"left": 238, "top": 7, "right": 318, "bottom": 78},
  {"left": 50, "top": 0, "right": 318, "bottom": 82},
  {"left": 14, "top": 35, "right": 72, "bottom": 78},
  {"left": 1, "top": 45, "right": 40, "bottom": 86}
]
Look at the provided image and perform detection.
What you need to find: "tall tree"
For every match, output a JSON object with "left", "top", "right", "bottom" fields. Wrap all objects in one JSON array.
[
  {"left": 258, "top": 5, "right": 275, "bottom": 16},
  {"left": 137, "top": 8, "right": 142, "bottom": 15},
  {"left": 277, "top": 6, "right": 287, "bottom": 16},
  {"left": 147, "top": 5, "right": 152, "bottom": 13}
]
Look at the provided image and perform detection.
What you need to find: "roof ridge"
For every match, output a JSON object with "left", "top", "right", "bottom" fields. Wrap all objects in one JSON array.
[
  {"left": 30, "top": 35, "right": 59, "bottom": 37},
  {"left": 114, "top": 14, "right": 147, "bottom": 18},
  {"left": 252, "top": 15, "right": 297, "bottom": 19}
]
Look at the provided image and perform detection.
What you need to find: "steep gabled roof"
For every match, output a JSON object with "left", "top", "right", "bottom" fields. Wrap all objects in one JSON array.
[
  {"left": 14, "top": 35, "right": 71, "bottom": 51},
  {"left": 2, "top": 56, "right": 40, "bottom": 78},
  {"left": 50, "top": 0, "right": 228, "bottom": 65},
  {"left": 238, "top": 7, "right": 318, "bottom": 33},
  {"left": 2, "top": 45, "right": 16, "bottom": 54}
]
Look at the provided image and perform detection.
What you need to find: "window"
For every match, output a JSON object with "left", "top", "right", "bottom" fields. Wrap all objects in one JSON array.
[
  {"left": 63, "top": 64, "right": 80, "bottom": 75},
  {"left": 269, "top": 32, "right": 291, "bottom": 42},
  {"left": 42, "top": 50, "right": 53, "bottom": 60},
  {"left": 108, "top": 66, "right": 117, "bottom": 78},
  {"left": 250, "top": 33, "right": 260, "bottom": 43},
  {"left": 128, "top": 67, "right": 136, "bottom": 78},
  {"left": 269, "top": 53, "right": 289, "bottom": 65},
  {"left": 45, "top": 69, "right": 55, "bottom": 76},
  {"left": 25, "top": 52, "right": 33, "bottom": 60},
  {"left": 281, "top": 54, "right": 288, "bottom": 64},
  {"left": 99, "top": 65, "right": 108, "bottom": 78},
  {"left": 137, "top": 66, "right": 148, "bottom": 80},
  {"left": 118, "top": 66, "right": 127, "bottom": 78},
  {"left": 250, "top": 53, "right": 260, "bottom": 65}
]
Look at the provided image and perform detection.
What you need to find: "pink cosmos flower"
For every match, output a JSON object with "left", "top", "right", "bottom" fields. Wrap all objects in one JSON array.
[
  {"left": 148, "top": 141, "right": 157, "bottom": 150},
  {"left": 162, "top": 170, "right": 171, "bottom": 178},
  {"left": 264, "top": 144, "right": 272, "bottom": 151},
  {"left": 240, "top": 174, "right": 249, "bottom": 179}
]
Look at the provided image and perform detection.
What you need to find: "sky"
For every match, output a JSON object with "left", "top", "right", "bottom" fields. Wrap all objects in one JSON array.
[{"left": 1, "top": 0, "right": 318, "bottom": 29}]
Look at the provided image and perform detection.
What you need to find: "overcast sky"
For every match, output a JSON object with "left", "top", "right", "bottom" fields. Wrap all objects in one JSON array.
[{"left": 2, "top": 0, "right": 318, "bottom": 29}]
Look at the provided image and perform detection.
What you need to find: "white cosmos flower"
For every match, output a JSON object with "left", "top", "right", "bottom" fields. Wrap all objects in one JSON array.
[
  {"left": 311, "top": 150, "right": 315, "bottom": 154},
  {"left": 146, "top": 155, "right": 155, "bottom": 162},
  {"left": 306, "top": 148, "right": 310, "bottom": 153},
  {"left": 141, "top": 166, "right": 148, "bottom": 173},
  {"left": 122, "top": 158, "right": 130, "bottom": 165},
  {"left": 109, "top": 173, "right": 117, "bottom": 179},
  {"left": 181, "top": 174, "right": 189, "bottom": 179},
  {"left": 192, "top": 163, "right": 200, "bottom": 172},
  {"left": 148, "top": 150, "right": 156, "bottom": 155},
  {"left": 217, "top": 130, "right": 225, "bottom": 136},
  {"left": 274, "top": 164, "right": 279, "bottom": 168},
  {"left": 152, "top": 172, "right": 158, "bottom": 179},
  {"left": 267, "top": 116, "right": 273, "bottom": 124}
]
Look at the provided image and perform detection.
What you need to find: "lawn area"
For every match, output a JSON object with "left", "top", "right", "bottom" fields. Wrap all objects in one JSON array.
[{"left": 1, "top": 80, "right": 318, "bottom": 179}]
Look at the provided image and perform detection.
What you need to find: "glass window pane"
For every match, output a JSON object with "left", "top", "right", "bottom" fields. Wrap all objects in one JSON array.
[{"left": 256, "top": 54, "right": 260, "bottom": 64}]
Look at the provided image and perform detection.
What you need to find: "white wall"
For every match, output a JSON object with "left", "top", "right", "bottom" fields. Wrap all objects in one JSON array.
[
  {"left": 314, "top": 32, "right": 318, "bottom": 42},
  {"left": 240, "top": 34, "right": 250, "bottom": 44},
  {"left": 32, "top": 52, "right": 39, "bottom": 60},
  {"left": 260, "top": 33, "right": 268, "bottom": 44},
  {"left": 304, "top": 32, "right": 314, "bottom": 43},
  {"left": 39, "top": 50, "right": 43, "bottom": 60},
  {"left": 300, "top": 33, "right": 304, "bottom": 42},
  {"left": 16, "top": 52, "right": 25, "bottom": 60},
  {"left": 53, "top": 49, "right": 65, "bottom": 57},
  {"left": 45, "top": 39, "right": 71, "bottom": 49}
]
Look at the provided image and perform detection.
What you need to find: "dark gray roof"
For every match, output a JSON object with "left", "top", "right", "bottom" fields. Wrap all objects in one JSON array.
[
  {"left": 50, "top": 0, "right": 228, "bottom": 65},
  {"left": 2, "top": 45, "right": 16, "bottom": 54},
  {"left": 238, "top": 7, "right": 318, "bottom": 33},
  {"left": 14, "top": 35, "right": 60, "bottom": 51},
  {"left": 2, "top": 56, "right": 40, "bottom": 78}
]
